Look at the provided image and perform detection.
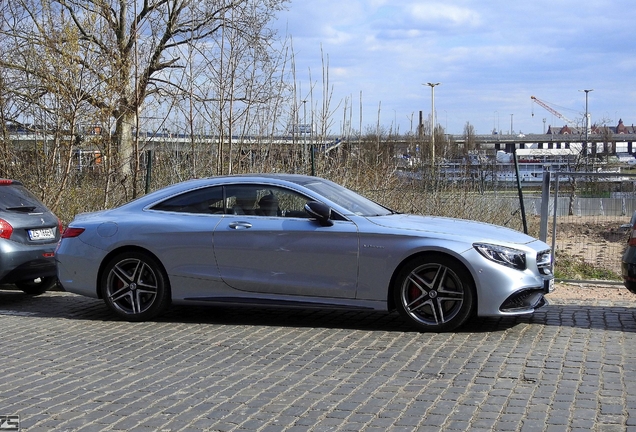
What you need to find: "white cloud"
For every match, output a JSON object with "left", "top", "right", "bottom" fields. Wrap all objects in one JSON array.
[
  {"left": 275, "top": 0, "right": 636, "bottom": 134},
  {"left": 409, "top": 3, "right": 481, "bottom": 28}
]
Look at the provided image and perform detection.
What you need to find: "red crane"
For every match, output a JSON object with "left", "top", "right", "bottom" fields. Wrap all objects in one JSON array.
[{"left": 530, "top": 96, "right": 578, "bottom": 128}]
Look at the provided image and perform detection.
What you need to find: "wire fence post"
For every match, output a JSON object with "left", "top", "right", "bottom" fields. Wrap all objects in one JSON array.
[{"left": 539, "top": 169, "right": 551, "bottom": 242}]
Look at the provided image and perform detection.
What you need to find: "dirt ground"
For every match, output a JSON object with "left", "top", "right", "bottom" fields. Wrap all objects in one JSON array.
[
  {"left": 548, "top": 281, "right": 632, "bottom": 301},
  {"left": 552, "top": 215, "right": 629, "bottom": 278}
]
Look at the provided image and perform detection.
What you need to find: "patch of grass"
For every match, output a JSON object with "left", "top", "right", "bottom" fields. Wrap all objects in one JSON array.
[{"left": 554, "top": 251, "right": 621, "bottom": 280}]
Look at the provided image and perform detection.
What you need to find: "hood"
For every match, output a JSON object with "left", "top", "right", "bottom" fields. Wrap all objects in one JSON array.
[{"left": 366, "top": 214, "right": 536, "bottom": 245}]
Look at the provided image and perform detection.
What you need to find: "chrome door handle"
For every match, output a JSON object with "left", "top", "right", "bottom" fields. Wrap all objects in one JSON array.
[{"left": 228, "top": 222, "right": 252, "bottom": 230}]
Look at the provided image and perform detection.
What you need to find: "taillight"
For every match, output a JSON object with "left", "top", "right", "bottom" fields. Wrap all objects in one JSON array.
[
  {"left": 57, "top": 219, "right": 63, "bottom": 236},
  {"left": 0, "top": 218, "right": 13, "bottom": 239},
  {"left": 61, "top": 227, "right": 85, "bottom": 238},
  {"left": 629, "top": 226, "right": 636, "bottom": 246}
]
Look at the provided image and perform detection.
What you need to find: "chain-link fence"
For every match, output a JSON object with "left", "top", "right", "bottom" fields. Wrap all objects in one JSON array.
[{"left": 536, "top": 171, "right": 636, "bottom": 284}]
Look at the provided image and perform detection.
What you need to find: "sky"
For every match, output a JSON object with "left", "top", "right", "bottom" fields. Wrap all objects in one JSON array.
[{"left": 274, "top": 0, "right": 636, "bottom": 136}]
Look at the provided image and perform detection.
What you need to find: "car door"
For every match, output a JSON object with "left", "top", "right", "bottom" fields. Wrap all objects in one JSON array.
[
  {"left": 147, "top": 185, "right": 225, "bottom": 282},
  {"left": 213, "top": 185, "right": 360, "bottom": 299}
]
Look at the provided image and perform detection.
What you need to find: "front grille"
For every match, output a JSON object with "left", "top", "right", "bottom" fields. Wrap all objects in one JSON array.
[{"left": 500, "top": 289, "right": 546, "bottom": 312}]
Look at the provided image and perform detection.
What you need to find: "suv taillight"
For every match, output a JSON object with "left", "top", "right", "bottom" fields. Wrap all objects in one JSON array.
[
  {"left": 0, "top": 218, "right": 13, "bottom": 239},
  {"left": 629, "top": 226, "right": 636, "bottom": 246}
]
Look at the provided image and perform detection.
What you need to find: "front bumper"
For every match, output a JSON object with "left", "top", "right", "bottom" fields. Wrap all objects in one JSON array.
[
  {"left": 620, "top": 246, "right": 636, "bottom": 294},
  {"left": 462, "top": 247, "right": 554, "bottom": 317},
  {"left": 500, "top": 278, "right": 553, "bottom": 312},
  {"left": 500, "top": 287, "right": 549, "bottom": 313}
]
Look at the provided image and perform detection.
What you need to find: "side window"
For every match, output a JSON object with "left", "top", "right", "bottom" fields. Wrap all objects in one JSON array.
[
  {"left": 225, "top": 185, "right": 261, "bottom": 215},
  {"left": 151, "top": 186, "right": 225, "bottom": 214},
  {"left": 224, "top": 185, "right": 312, "bottom": 218},
  {"left": 273, "top": 188, "right": 311, "bottom": 217}
]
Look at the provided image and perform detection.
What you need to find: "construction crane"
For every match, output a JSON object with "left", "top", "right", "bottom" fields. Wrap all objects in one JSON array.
[{"left": 530, "top": 96, "right": 579, "bottom": 129}]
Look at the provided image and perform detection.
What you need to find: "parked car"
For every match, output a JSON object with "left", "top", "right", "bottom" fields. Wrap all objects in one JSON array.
[
  {"left": 622, "top": 211, "right": 636, "bottom": 293},
  {"left": 0, "top": 179, "right": 62, "bottom": 295},
  {"left": 56, "top": 174, "right": 554, "bottom": 331}
]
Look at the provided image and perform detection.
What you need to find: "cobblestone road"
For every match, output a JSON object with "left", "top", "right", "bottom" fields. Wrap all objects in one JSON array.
[{"left": 1, "top": 290, "right": 636, "bottom": 432}]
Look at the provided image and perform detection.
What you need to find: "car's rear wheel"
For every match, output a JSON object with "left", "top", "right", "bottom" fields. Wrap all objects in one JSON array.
[
  {"left": 393, "top": 256, "right": 474, "bottom": 332},
  {"left": 100, "top": 251, "right": 170, "bottom": 321},
  {"left": 16, "top": 276, "right": 57, "bottom": 295}
]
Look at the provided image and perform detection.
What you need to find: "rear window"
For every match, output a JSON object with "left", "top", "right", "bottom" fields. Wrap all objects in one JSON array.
[
  {"left": 151, "top": 186, "right": 225, "bottom": 214},
  {"left": 0, "top": 184, "right": 45, "bottom": 212}
]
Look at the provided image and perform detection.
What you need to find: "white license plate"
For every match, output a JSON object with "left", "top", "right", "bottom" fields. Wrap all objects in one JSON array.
[
  {"left": 28, "top": 228, "right": 55, "bottom": 241},
  {"left": 544, "top": 278, "right": 554, "bottom": 293}
]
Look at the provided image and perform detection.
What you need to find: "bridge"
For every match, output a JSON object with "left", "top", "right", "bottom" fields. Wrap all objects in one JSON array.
[{"left": 8, "top": 131, "right": 636, "bottom": 156}]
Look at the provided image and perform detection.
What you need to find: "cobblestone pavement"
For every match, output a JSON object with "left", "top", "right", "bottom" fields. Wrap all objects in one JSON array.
[{"left": 1, "top": 290, "right": 636, "bottom": 432}]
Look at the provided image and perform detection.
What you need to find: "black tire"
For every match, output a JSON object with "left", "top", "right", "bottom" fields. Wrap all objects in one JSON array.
[
  {"left": 16, "top": 276, "right": 57, "bottom": 295},
  {"left": 100, "top": 251, "right": 170, "bottom": 321},
  {"left": 624, "top": 281, "right": 636, "bottom": 295},
  {"left": 393, "top": 256, "right": 474, "bottom": 332}
]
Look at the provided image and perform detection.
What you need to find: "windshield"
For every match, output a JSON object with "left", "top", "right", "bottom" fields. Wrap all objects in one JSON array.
[{"left": 304, "top": 180, "right": 394, "bottom": 216}]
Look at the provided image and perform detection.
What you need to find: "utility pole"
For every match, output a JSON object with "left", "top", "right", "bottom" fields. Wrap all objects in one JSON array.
[
  {"left": 425, "top": 83, "right": 440, "bottom": 169},
  {"left": 302, "top": 99, "right": 307, "bottom": 170},
  {"left": 580, "top": 89, "right": 593, "bottom": 152}
]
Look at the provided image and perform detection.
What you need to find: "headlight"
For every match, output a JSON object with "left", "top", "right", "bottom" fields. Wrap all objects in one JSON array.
[
  {"left": 536, "top": 250, "right": 553, "bottom": 275},
  {"left": 474, "top": 243, "right": 527, "bottom": 270}
]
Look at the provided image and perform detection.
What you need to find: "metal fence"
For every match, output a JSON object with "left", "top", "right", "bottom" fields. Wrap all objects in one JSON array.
[{"left": 535, "top": 171, "right": 636, "bottom": 284}]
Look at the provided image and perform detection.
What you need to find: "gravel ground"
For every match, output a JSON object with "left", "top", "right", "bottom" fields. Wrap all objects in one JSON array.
[{"left": 548, "top": 281, "right": 633, "bottom": 302}]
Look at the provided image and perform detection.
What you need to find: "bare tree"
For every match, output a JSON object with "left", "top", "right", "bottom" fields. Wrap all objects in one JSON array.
[
  {"left": 0, "top": 0, "right": 289, "bottom": 195},
  {"left": 463, "top": 121, "right": 476, "bottom": 154}
]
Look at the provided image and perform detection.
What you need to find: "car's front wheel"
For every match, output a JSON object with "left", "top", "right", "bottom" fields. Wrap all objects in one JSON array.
[
  {"left": 624, "top": 281, "right": 636, "bottom": 295},
  {"left": 100, "top": 251, "right": 170, "bottom": 321},
  {"left": 16, "top": 276, "right": 57, "bottom": 295},
  {"left": 393, "top": 256, "right": 474, "bottom": 332}
]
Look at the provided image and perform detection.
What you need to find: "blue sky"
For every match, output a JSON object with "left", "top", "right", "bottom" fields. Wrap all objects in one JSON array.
[{"left": 275, "top": 0, "right": 636, "bottom": 135}]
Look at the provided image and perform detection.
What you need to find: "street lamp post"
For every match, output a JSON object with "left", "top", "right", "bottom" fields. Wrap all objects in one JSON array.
[
  {"left": 425, "top": 82, "right": 440, "bottom": 168},
  {"left": 580, "top": 89, "right": 593, "bottom": 151},
  {"left": 301, "top": 99, "right": 307, "bottom": 170}
]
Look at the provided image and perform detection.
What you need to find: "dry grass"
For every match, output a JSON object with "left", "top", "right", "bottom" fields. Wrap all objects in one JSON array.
[{"left": 551, "top": 215, "right": 627, "bottom": 281}]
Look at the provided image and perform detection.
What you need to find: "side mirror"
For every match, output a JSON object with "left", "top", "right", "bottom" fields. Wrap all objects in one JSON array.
[{"left": 304, "top": 201, "right": 333, "bottom": 227}]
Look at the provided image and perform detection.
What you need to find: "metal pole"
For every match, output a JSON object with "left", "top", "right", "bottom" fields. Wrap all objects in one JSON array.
[
  {"left": 302, "top": 100, "right": 307, "bottom": 172},
  {"left": 539, "top": 169, "right": 551, "bottom": 242},
  {"left": 145, "top": 149, "right": 153, "bottom": 194},
  {"left": 580, "top": 89, "right": 593, "bottom": 153},
  {"left": 425, "top": 83, "right": 440, "bottom": 169},
  {"left": 512, "top": 149, "right": 528, "bottom": 234},
  {"left": 551, "top": 172, "right": 560, "bottom": 273}
]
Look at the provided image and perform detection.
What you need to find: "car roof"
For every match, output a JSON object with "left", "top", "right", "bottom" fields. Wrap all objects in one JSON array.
[
  {"left": 215, "top": 173, "right": 320, "bottom": 185},
  {"left": 120, "top": 174, "right": 326, "bottom": 210}
]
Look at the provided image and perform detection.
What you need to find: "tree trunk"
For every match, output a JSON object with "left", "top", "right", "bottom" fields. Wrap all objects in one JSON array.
[{"left": 115, "top": 113, "right": 135, "bottom": 194}]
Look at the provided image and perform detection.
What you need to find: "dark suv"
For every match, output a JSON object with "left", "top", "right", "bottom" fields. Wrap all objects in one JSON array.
[{"left": 0, "top": 179, "right": 61, "bottom": 295}]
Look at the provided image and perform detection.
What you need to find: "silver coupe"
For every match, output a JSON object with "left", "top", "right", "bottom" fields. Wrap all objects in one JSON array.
[{"left": 55, "top": 174, "right": 554, "bottom": 331}]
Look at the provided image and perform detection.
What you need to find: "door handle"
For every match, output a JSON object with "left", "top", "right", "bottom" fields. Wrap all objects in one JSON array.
[{"left": 228, "top": 222, "right": 252, "bottom": 230}]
